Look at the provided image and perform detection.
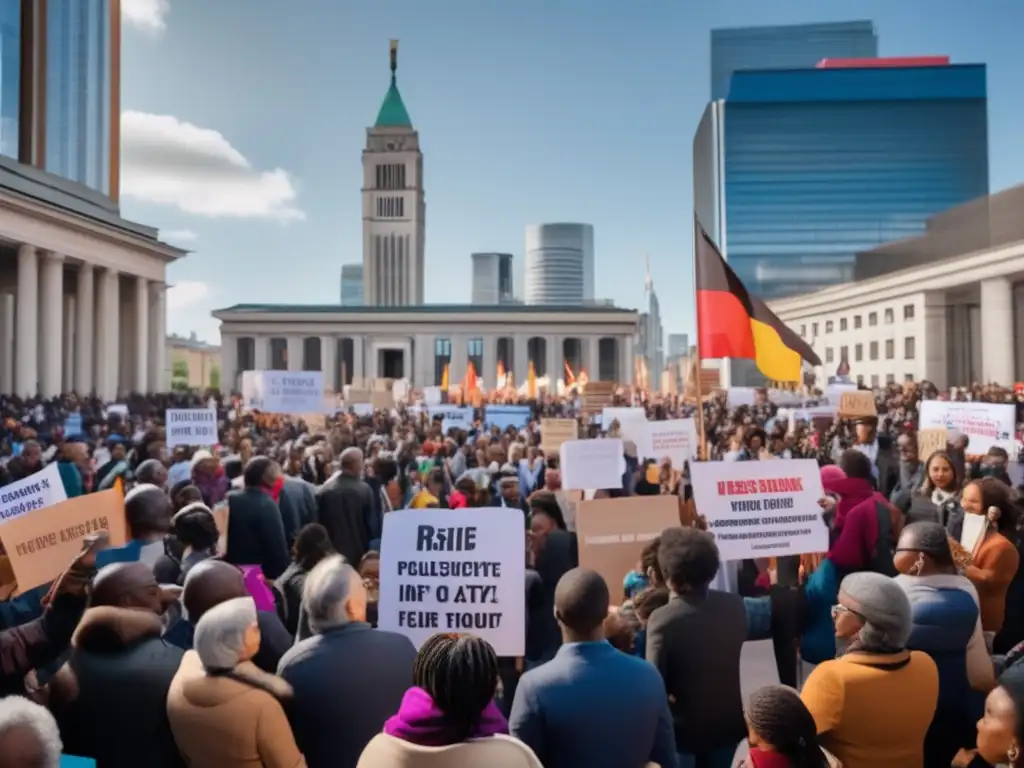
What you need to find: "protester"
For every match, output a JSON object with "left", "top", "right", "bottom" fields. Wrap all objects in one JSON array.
[
  {"left": 740, "top": 686, "right": 836, "bottom": 768},
  {"left": 223, "top": 457, "right": 291, "bottom": 580},
  {"left": 958, "top": 664, "right": 1024, "bottom": 768},
  {"left": 154, "top": 502, "right": 221, "bottom": 585},
  {"left": 961, "top": 477, "right": 1021, "bottom": 635},
  {"left": 509, "top": 567, "right": 677, "bottom": 768},
  {"left": 275, "top": 523, "right": 336, "bottom": 636},
  {"left": 167, "top": 597, "right": 306, "bottom": 767},
  {"left": 909, "top": 450, "right": 963, "bottom": 528},
  {"left": 315, "top": 447, "right": 377, "bottom": 566},
  {"left": 0, "top": 696, "right": 64, "bottom": 768},
  {"left": 278, "top": 555, "right": 416, "bottom": 768}
]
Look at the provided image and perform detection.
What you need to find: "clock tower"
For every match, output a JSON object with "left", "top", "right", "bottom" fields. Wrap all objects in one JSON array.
[{"left": 362, "top": 40, "right": 425, "bottom": 306}]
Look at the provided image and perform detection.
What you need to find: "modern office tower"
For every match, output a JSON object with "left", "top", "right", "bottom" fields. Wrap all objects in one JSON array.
[
  {"left": 524, "top": 223, "right": 594, "bottom": 305},
  {"left": 3, "top": 0, "right": 121, "bottom": 197},
  {"left": 667, "top": 333, "right": 689, "bottom": 359},
  {"left": 362, "top": 40, "right": 425, "bottom": 306},
  {"left": 340, "top": 264, "right": 364, "bottom": 306},
  {"left": 471, "top": 252, "right": 514, "bottom": 304},
  {"left": 711, "top": 20, "right": 877, "bottom": 99}
]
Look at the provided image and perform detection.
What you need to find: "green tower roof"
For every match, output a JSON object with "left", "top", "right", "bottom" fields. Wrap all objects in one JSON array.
[{"left": 374, "top": 40, "right": 412, "bottom": 128}]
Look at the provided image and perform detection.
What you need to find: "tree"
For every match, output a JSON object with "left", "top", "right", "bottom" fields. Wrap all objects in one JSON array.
[
  {"left": 209, "top": 365, "right": 220, "bottom": 390},
  {"left": 171, "top": 359, "right": 190, "bottom": 392}
]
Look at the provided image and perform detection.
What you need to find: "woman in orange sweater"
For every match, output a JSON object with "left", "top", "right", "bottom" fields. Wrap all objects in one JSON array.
[{"left": 961, "top": 477, "right": 1020, "bottom": 635}]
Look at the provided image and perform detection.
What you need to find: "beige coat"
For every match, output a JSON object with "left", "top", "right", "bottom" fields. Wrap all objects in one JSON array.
[
  {"left": 166, "top": 650, "right": 306, "bottom": 768},
  {"left": 356, "top": 732, "right": 543, "bottom": 768}
]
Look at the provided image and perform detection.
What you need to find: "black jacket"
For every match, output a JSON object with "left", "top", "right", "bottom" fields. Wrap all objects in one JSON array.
[
  {"left": 50, "top": 606, "right": 185, "bottom": 767},
  {"left": 223, "top": 488, "right": 291, "bottom": 580},
  {"left": 278, "top": 477, "right": 317, "bottom": 546},
  {"left": 0, "top": 592, "right": 86, "bottom": 698},
  {"left": 316, "top": 473, "right": 377, "bottom": 565}
]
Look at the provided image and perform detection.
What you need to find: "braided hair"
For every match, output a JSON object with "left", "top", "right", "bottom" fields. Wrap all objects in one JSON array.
[
  {"left": 412, "top": 633, "right": 499, "bottom": 742},
  {"left": 746, "top": 685, "right": 831, "bottom": 768}
]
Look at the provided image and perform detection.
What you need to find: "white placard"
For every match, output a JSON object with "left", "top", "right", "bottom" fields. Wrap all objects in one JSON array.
[
  {"left": 689, "top": 459, "right": 828, "bottom": 561},
  {"left": 961, "top": 513, "right": 987, "bottom": 554},
  {"left": 349, "top": 403, "right": 374, "bottom": 417},
  {"left": 918, "top": 401, "right": 1016, "bottom": 456},
  {"left": 165, "top": 408, "right": 218, "bottom": 447},
  {"left": 0, "top": 463, "right": 68, "bottom": 525},
  {"left": 560, "top": 438, "right": 625, "bottom": 491},
  {"left": 639, "top": 419, "right": 698, "bottom": 468},
  {"left": 378, "top": 507, "right": 525, "bottom": 656},
  {"left": 106, "top": 403, "right": 129, "bottom": 418},
  {"left": 423, "top": 386, "right": 442, "bottom": 406},
  {"left": 241, "top": 370, "right": 324, "bottom": 414},
  {"left": 726, "top": 387, "right": 758, "bottom": 408},
  {"left": 441, "top": 416, "right": 471, "bottom": 435},
  {"left": 428, "top": 405, "right": 475, "bottom": 422}
]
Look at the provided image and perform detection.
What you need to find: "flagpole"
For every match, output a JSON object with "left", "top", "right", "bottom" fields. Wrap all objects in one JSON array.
[{"left": 692, "top": 212, "right": 708, "bottom": 461}]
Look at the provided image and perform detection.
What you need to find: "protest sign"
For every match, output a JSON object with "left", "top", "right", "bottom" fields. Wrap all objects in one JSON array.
[
  {"left": 423, "top": 386, "right": 442, "bottom": 406},
  {"left": 580, "top": 381, "right": 615, "bottom": 414},
  {"left": 370, "top": 391, "right": 392, "bottom": 410},
  {"left": 0, "top": 486, "right": 127, "bottom": 593},
  {"left": 484, "top": 405, "right": 532, "bottom": 431},
  {"left": 349, "top": 403, "right": 374, "bottom": 417},
  {"left": 64, "top": 412, "right": 84, "bottom": 437},
  {"left": 726, "top": 387, "right": 758, "bottom": 408},
  {"left": 689, "top": 459, "right": 828, "bottom": 561},
  {"left": 241, "top": 371, "right": 324, "bottom": 414},
  {"left": 378, "top": 507, "right": 525, "bottom": 656},
  {"left": 639, "top": 419, "right": 698, "bottom": 468},
  {"left": 837, "top": 391, "right": 876, "bottom": 419},
  {"left": 428, "top": 405, "right": 474, "bottom": 423},
  {"left": 165, "top": 408, "right": 218, "bottom": 447},
  {"left": 560, "top": 438, "right": 624, "bottom": 491},
  {"left": 347, "top": 388, "right": 372, "bottom": 404},
  {"left": 541, "top": 418, "right": 578, "bottom": 454},
  {"left": 0, "top": 463, "right": 67, "bottom": 525},
  {"left": 576, "top": 496, "right": 680, "bottom": 604},
  {"left": 919, "top": 400, "right": 1016, "bottom": 456},
  {"left": 106, "top": 404, "right": 129, "bottom": 419},
  {"left": 917, "top": 427, "right": 948, "bottom": 460}
]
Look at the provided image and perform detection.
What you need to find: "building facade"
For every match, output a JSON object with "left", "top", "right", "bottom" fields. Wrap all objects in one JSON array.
[
  {"left": 362, "top": 41, "right": 425, "bottom": 306},
  {"left": 667, "top": 333, "right": 690, "bottom": 359},
  {"left": 340, "top": 263, "right": 364, "bottom": 306},
  {"left": 214, "top": 304, "right": 637, "bottom": 393},
  {"left": 167, "top": 333, "right": 220, "bottom": 390},
  {"left": 524, "top": 223, "right": 594, "bottom": 305},
  {"left": 711, "top": 20, "right": 877, "bottom": 99},
  {"left": 471, "top": 252, "right": 514, "bottom": 305},
  {"left": 695, "top": 63, "right": 989, "bottom": 305}
]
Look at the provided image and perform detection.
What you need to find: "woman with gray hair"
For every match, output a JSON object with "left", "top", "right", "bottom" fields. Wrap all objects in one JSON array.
[
  {"left": 166, "top": 597, "right": 306, "bottom": 767},
  {"left": 0, "top": 696, "right": 63, "bottom": 768},
  {"left": 799, "top": 571, "right": 941, "bottom": 768}
]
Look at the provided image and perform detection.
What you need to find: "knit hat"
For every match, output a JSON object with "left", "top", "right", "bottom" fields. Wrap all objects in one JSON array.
[
  {"left": 746, "top": 685, "right": 821, "bottom": 757},
  {"left": 820, "top": 465, "right": 846, "bottom": 485},
  {"left": 839, "top": 571, "right": 913, "bottom": 649}
]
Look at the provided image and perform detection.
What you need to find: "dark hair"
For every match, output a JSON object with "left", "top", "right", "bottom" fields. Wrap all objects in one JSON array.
[
  {"left": 899, "top": 521, "right": 954, "bottom": 568},
  {"left": 746, "top": 685, "right": 830, "bottom": 767},
  {"left": 412, "top": 633, "right": 499, "bottom": 742},
  {"left": 373, "top": 456, "right": 399, "bottom": 485},
  {"left": 603, "top": 610, "right": 638, "bottom": 654},
  {"left": 658, "top": 526, "right": 720, "bottom": 592},
  {"left": 528, "top": 491, "right": 567, "bottom": 530},
  {"left": 243, "top": 457, "right": 273, "bottom": 489},
  {"left": 426, "top": 467, "right": 444, "bottom": 487},
  {"left": 838, "top": 449, "right": 873, "bottom": 481},
  {"left": 170, "top": 480, "right": 202, "bottom": 508},
  {"left": 640, "top": 536, "right": 663, "bottom": 586},
  {"left": 554, "top": 568, "right": 609, "bottom": 634},
  {"left": 172, "top": 505, "right": 219, "bottom": 552},
  {"left": 920, "top": 451, "right": 960, "bottom": 496},
  {"left": 125, "top": 486, "right": 173, "bottom": 539},
  {"left": 632, "top": 586, "right": 670, "bottom": 621},
  {"left": 969, "top": 477, "right": 1020, "bottom": 536},
  {"left": 293, "top": 523, "right": 336, "bottom": 571}
]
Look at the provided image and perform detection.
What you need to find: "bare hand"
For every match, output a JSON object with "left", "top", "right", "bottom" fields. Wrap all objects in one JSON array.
[{"left": 818, "top": 496, "right": 837, "bottom": 513}]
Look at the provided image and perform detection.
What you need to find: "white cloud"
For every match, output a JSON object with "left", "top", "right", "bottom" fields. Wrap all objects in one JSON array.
[
  {"left": 167, "top": 281, "right": 210, "bottom": 310},
  {"left": 122, "top": 0, "right": 169, "bottom": 34},
  {"left": 120, "top": 111, "right": 305, "bottom": 221},
  {"left": 161, "top": 228, "right": 198, "bottom": 244}
]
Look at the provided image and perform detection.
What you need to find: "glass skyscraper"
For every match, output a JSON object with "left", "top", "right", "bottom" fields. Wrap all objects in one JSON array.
[
  {"left": 711, "top": 21, "right": 877, "bottom": 100},
  {"left": 0, "top": 1, "right": 20, "bottom": 160},
  {"left": 695, "top": 64, "right": 989, "bottom": 302}
]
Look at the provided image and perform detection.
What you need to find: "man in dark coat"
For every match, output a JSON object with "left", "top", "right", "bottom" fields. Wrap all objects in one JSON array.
[
  {"left": 278, "top": 475, "right": 317, "bottom": 546},
  {"left": 315, "top": 447, "right": 377, "bottom": 565},
  {"left": 223, "top": 457, "right": 290, "bottom": 579},
  {"left": 48, "top": 562, "right": 184, "bottom": 767},
  {"left": 278, "top": 556, "right": 415, "bottom": 768}
]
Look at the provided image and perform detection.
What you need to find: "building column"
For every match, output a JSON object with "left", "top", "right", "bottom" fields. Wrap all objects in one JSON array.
[
  {"left": 482, "top": 334, "right": 498, "bottom": 389},
  {"left": 134, "top": 276, "right": 149, "bottom": 394},
  {"left": 448, "top": 334, "right": 466, "bottom": 386},
  {"left": 352, "top": 335, "right": 365, "bottom": 382},
  {"left": 0, "top": 294, "right": 13, "bottom": 394},
  {"left": 546, "top": 335, "right": 561, "bottom": 384},
  {"left": 95, "top": 268, "right": 120, "bottom": 401},
  {"left": 148, "top": 283, "right": 166, "bottom": 392},
  {"left": 286, "top": 336, "right": 302, "bottom": 371},
  {"left": 588, "top": 335, "right": 601, "bottom": 379},
  {"left": 513, "top": 334, "right": 529, "bottom": 385},
  {"left": 62, "top": 294, "right": 75, "bottom": 392},
  {"left": 39, "top": 252, "right": 64, "bottom": 398},
  {"left": 75, "top": 263, "right": 94, "bottom": 394},
  {"left": 364, "top": 340, "right": 378, "bottom": 380},
  {"left": 253, "top": 335, "right": 269, "bottom": 370},
  {"left": 220, "top": 335, "right": 237, "bottom": 396},
  {"left": 981, "top": 277, "right": 1014, "bottom": 384},
  {"left": 922, "top": 292, "right": 949, "bottom": 390},
  {"left": 15, "top": 245, "right": 38, "bottom": 397},
  {"left": 320, "top": 336, "right": 336, "bottom": 390},
  {"left": 619, "top": 335, "right": 633, "bottom": 385}
]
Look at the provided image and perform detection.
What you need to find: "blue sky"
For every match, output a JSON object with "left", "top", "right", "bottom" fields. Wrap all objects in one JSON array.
[{"left": 118, "top": 0, "right": 1024, "bottom": 345}]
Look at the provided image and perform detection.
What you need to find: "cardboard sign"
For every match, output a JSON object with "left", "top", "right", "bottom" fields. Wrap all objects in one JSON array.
[
  {"left": 838, "top": 391, "right": 876, "bottom": 419},
  {"left": 377, "top": 507, "right": 525, "bottom": 656},
  {"left": 576, "top": 496, "right": 680, "bottom": 604},
  {"left": 580, "top": 381, "right": 615, "bottom": 414},
  {"left": 347, "top": 388, "right": 372, "bottom": 404},
  {"left": 0, "top": 486, "right": 127, "bottom": 593},
  {"left": 917, "top": 427, "right": 948, "bottom": 460},
  {"left": 541, "top": 418, "right": 578, "bottom": 454},
  {"left": 370, "top": 391, "right": 392, "bottom": 410}
]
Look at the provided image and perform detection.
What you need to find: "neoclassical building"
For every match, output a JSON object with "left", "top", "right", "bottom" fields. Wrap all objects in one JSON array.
[{"left": 213, "top": 304, "right": 638, "bottom": 393}]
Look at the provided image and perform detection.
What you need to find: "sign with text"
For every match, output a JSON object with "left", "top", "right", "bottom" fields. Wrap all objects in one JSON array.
[
  {"left": 378, "top": 507, "right": 525, "bottom": 656},
  {"left": 580, "top": 381, "right": 616, "bottom": 414},
  {"left": 541, "top": 418, "right": 578, "bottom": 454},
  {"left": 428, "top": 405, "right": 474, "bottom": 423},
  {"left": 0, "top": 486, "right": 127, "bottom": 593},
  {"left": 484, "top": 405, "right": 532, "bottom": 431},
  {"left": 242, "top": 370, "right": 324, "bottom": 414},
  {"left": 165, "top": 408, "right": 218, "bottom": 447},
  {"left": 560, "top": 438, "right": 625, "bottom": 491},
  {"left": 919, "top": 400, "right": 1016, "bottom": 456},
  {"left": 837, "top": 391, "right": 876, "bottom": 419},
  {"left": 576, "top": 496, "right": 680, "bottom": 604},
  {"left": 639, "top": 419, "right": 698, "bottom": 469},
  {"left": 689, "top": 459, "right": 828, "bottom": 561},
  {"left": 917, "top": 427, "right": 948, "bottom": 460},
  {"left": 0, "top": 463, "right": 67, "bottom": 525}
]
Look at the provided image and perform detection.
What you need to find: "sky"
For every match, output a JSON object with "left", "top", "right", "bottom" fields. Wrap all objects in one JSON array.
[{"left": 118, "top": 0, "right": 1024, "bottom": 346}]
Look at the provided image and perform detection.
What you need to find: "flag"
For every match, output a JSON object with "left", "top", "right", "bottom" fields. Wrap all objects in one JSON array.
[
  {"left": 497, "top": 360, "right": 506, "bottom": 387},
  {"left": 527, "top": 361, "right": 537, "bottom": 399},
  {"left": 464, "top": 362, "right": 478, "bottom": 393},
  {"left": 694, "top": 224, "right": 821, "bottom": 382},
  {"left": 440, "top": 363, "right": 449, "bottom": 391},
  {"left": 564, "top": 361, "right": 576, "bottom": 386}
]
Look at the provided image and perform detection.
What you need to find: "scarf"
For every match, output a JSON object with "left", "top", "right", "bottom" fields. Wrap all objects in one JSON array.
[
  {"left": 931, "top": 487, "right": 955, "bottom": 507},
  {"left": 747, "top": 748, "right": 796, "bottom": 768},
  {"left": 383, "top": 686, "right": 508, "bottom": 747}
]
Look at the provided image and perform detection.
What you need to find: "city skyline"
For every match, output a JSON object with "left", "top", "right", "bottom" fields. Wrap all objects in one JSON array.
[{"left": 115, "top": 0, "right": 1024, "bottom": 345}]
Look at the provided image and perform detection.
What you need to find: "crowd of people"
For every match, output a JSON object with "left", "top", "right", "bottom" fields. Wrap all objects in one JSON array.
[{"left": 0, "top": 378, "right": 1023, "bottom": 767}]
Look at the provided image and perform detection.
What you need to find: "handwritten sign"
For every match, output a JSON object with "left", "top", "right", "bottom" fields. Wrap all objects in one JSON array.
[
  {"left": 917, "top": 428, "right": 948, "bottom": 460},
  {"left": 639, "top": 419, "right": 698, "bottom": 469},
  {"left": 0, "top": 463, "right": 67, "bottom": 525},
  {"left": 541, "top": 418, "right": 578, "bottom": 454},
  {"left": 378, "top": 508, "right": 525, "bottom": 656},
  {"left": 165, "top": 408, "right": 218, "bottom": 447},
  {"left": 838, "top": 391, "right": 876, "bottom": 419}
]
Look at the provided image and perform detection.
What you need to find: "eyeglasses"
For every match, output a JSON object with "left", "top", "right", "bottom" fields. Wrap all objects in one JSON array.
[{"left": 831, "top": 604, "right": 864, "bottom": 621}]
